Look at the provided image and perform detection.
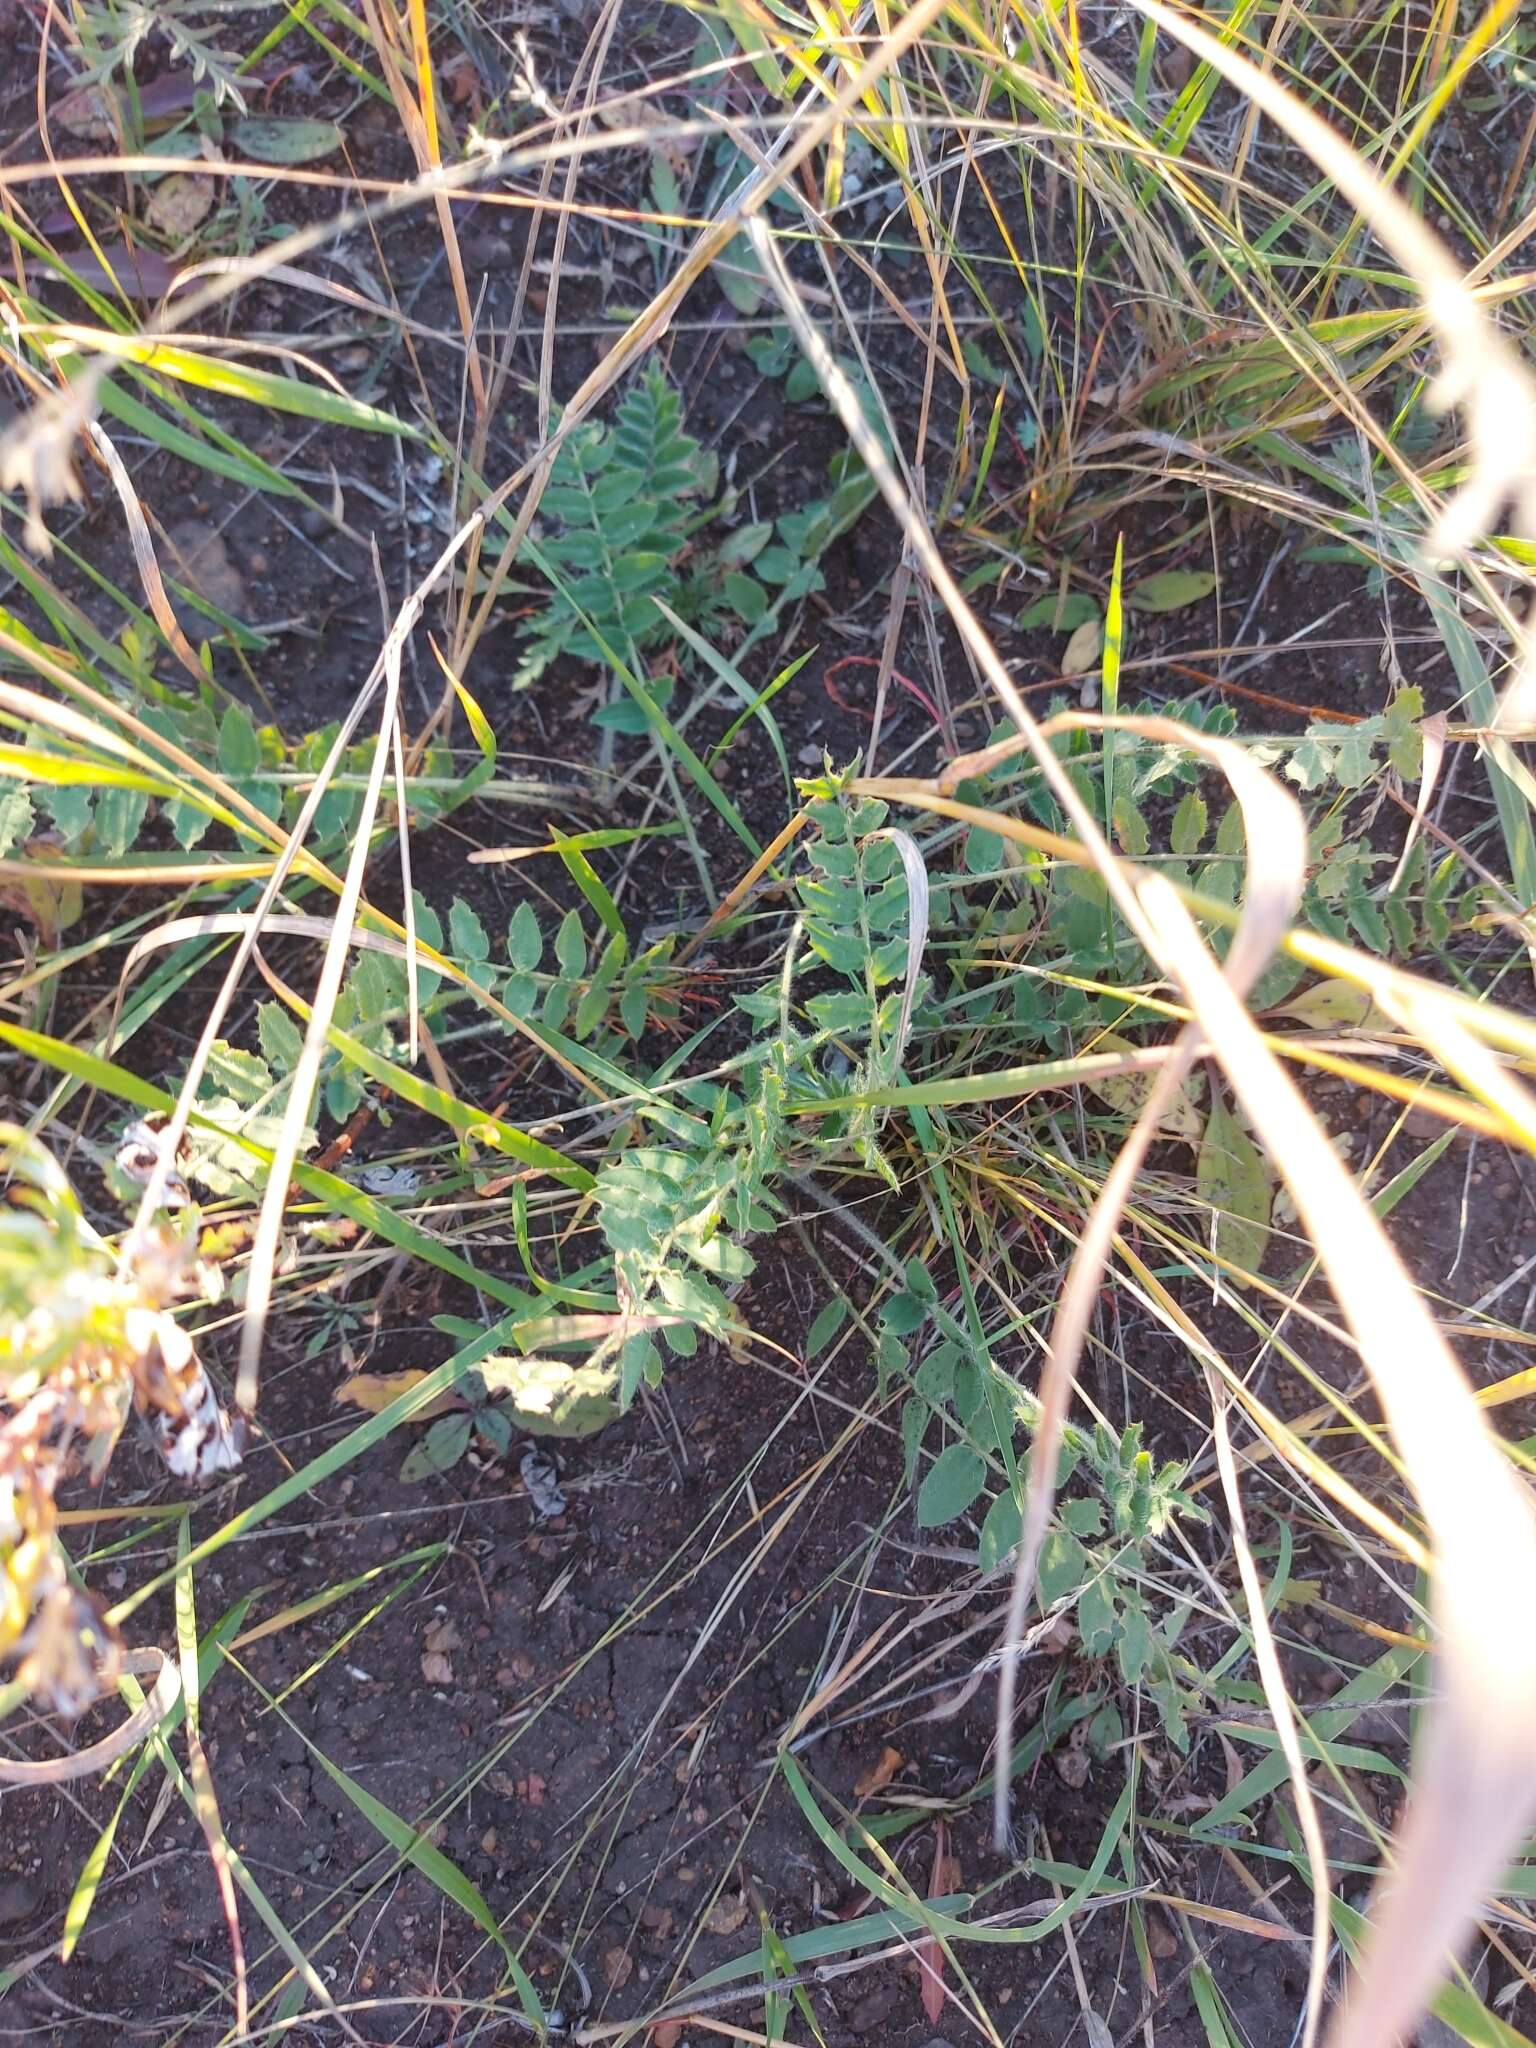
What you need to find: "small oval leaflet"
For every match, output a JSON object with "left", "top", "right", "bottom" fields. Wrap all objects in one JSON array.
[
  {"left": 231, "top": 117, "right": 345, "bottom": 164},
  {"left": 917, "top": 1443, "right": 986, "bottom": 1528}
]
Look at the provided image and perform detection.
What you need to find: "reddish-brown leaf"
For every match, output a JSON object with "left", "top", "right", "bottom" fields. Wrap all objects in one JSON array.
[
  {"left": 913, "top": 1819, "right": 960, "bottom": 2023},
  {"left": 33, "top": 244, "right": 178, "bottom": 301},
  {"left": 854, "top": 1744, "right": 903, "bottom": 1798}
]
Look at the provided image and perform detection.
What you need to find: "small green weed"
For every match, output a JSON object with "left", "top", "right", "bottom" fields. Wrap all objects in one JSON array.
[{"left": 512, "top": 366, "right": 754, "bottom": 688}]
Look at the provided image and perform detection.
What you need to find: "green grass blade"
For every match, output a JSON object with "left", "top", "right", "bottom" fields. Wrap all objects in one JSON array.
[
  {"left": 653, "top": 596, "right": 797, "bottom": 801},
  {"left": 524, "top": 534, "right": 762, "bottom": 859},
  {"left": 780, "top": 1752, "right": 1134, "bottom": 1945},
  {"left": 549, "top": 824, "right": 626, "bottom": 943},
  {"left": 0, "top": 1020, "right": 540, "bottom": 1306},
  {"left": 48, "top": 330, "right": 421, "bottom": 437},
  {"left": 59, "top": 1590, "right": 257, "bottom": 1963},
  {"left": 1194, "top": 1642, "right": 1422, "bottom": 1834}
]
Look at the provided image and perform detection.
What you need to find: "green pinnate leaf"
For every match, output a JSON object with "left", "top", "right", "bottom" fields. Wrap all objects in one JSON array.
[
  {"left": 1196, "top": 1099, "right": 1272, "bottom": 1281},
  {"left": 258, "top": 1001, "right": 303, "bottom": 1074},
  {"left": 1384, "top": 687, "right": 1425, "bottom": 778},
  {"left": 217, "top": 703, "right": 261, "bottom": 777},
  {"left": 978, "top": 1491, "right": 1022, "bottom": 1572},
  {"left": 0, "top": 788, "right": 34, "bottom": 857},
  {"left": 400, "top": 1412, "right": 473, "bottom": 1481},
  {"left": 1112, "top": 795, "right": 1149, "bottom": 857},
  {"left": 1037, "top": 1528, "right": 1090, "bottom": 1605},
  {"left": 1126, "top": 569, "right": 1216, "bottom": 612},
  {"left": 1077, "top": 1575, "right": 1119, "bottom": 1655}
]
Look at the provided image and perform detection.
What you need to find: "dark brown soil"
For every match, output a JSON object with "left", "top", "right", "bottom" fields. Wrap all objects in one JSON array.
[{"left": 3, "top": 5, "right": 1535, "bottom": 2044}]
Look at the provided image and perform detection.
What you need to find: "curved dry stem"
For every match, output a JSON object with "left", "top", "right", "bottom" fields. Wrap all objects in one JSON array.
[
  {"left": 79, "top": 422, "right": 204, "bottom": 686},
  {"left": 0, "top": 1648, "right": 179, "bottom": 1785},
  {"left": 1206, "top": 1369, "right": 1334, "bottom": 2048}
]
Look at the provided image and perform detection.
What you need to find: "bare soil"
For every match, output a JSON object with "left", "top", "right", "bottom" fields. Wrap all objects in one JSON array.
[{"left": 3, "top": 6, "right": 1535, "bottom": 2044}]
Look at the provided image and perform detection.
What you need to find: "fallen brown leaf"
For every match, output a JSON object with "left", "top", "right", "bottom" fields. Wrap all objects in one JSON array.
[
  {"left": 420, "top": 1650, "right": 453, "bottom": 1686},
  {"left": 603, "top": 1944, "right": 633, "bottom": 1989},
  {"left": 1146, "top": 1907, "right": 1180, "bottom": 1960},
  {"left": 53, "top": 72, "right": 200, "bottom": 137},
  {"left": 596, "top": 94, "right": 694, "bottom": 176},
  {"left": 704, "top": 1890, "right": 748, "bottom": 1936},
  {"left": 147, "top": 172, "right": 215, "bottom": 239},
  {"left": 52, "top": 84, "right": 118, "bottom": 139},
  {"left": 333, "top": 1369, "right": 467, "bottom": 1421},
  {"left": 440, "top": 51, "right": 484, "bottom": 115},
  {"left": 1063, "top": 615, "right": 1104, "bottom": 676},
  {"left": 1054, "top": 1720, "right": 1091, "bottom": 1790},
  {"left": 1037, "top": 1611, "right": 1077, "bottom": 1655},
  {"left": 35, "top": 244, "right": 177, "bottom": 301},
  {"left": 424, "top": 1618, "right": 461, "bottom": 1656},
  {"left": 913, "top": 1819, "right": 960, "bottom": 2023},
  {"left": 855, "top": 1745, "right": 903, "bottom": 1798}
]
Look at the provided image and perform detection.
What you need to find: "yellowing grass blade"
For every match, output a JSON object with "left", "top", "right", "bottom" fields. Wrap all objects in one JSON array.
[{"left": 36, "top": 326, "right": 420, "bottom": 436}]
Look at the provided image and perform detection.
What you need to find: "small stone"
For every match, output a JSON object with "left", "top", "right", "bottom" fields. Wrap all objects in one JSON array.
[
  {"left": 848, "top": 1982, "right": 899, "bottom": 2031},
  {"left": 1401, "top": 1106, "right": 1450, "bottom": 1140},
  {"left": 165, "top": 519, "right": 245, "bottom": 615},
  {"left": 0, "top": 1878, "right": 37, "bottom": 1926},
  {"left": 1146, "top": 1909, "right": 1179, "bottom": 1960}
]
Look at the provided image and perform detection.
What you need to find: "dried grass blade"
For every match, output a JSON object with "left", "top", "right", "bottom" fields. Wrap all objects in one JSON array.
[
  {"left": 0, "top": 1649, "right": 179, "bottom": 1786},
  {"left": 1137, "top": 868, "right": 1536, "bottom": 2048},
  {"left": 1206, "top": 1369, "right": 1332, "bottom": 2048},
  {"left": 81, "top": 422, "right": 204, "bottom": 683}
]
